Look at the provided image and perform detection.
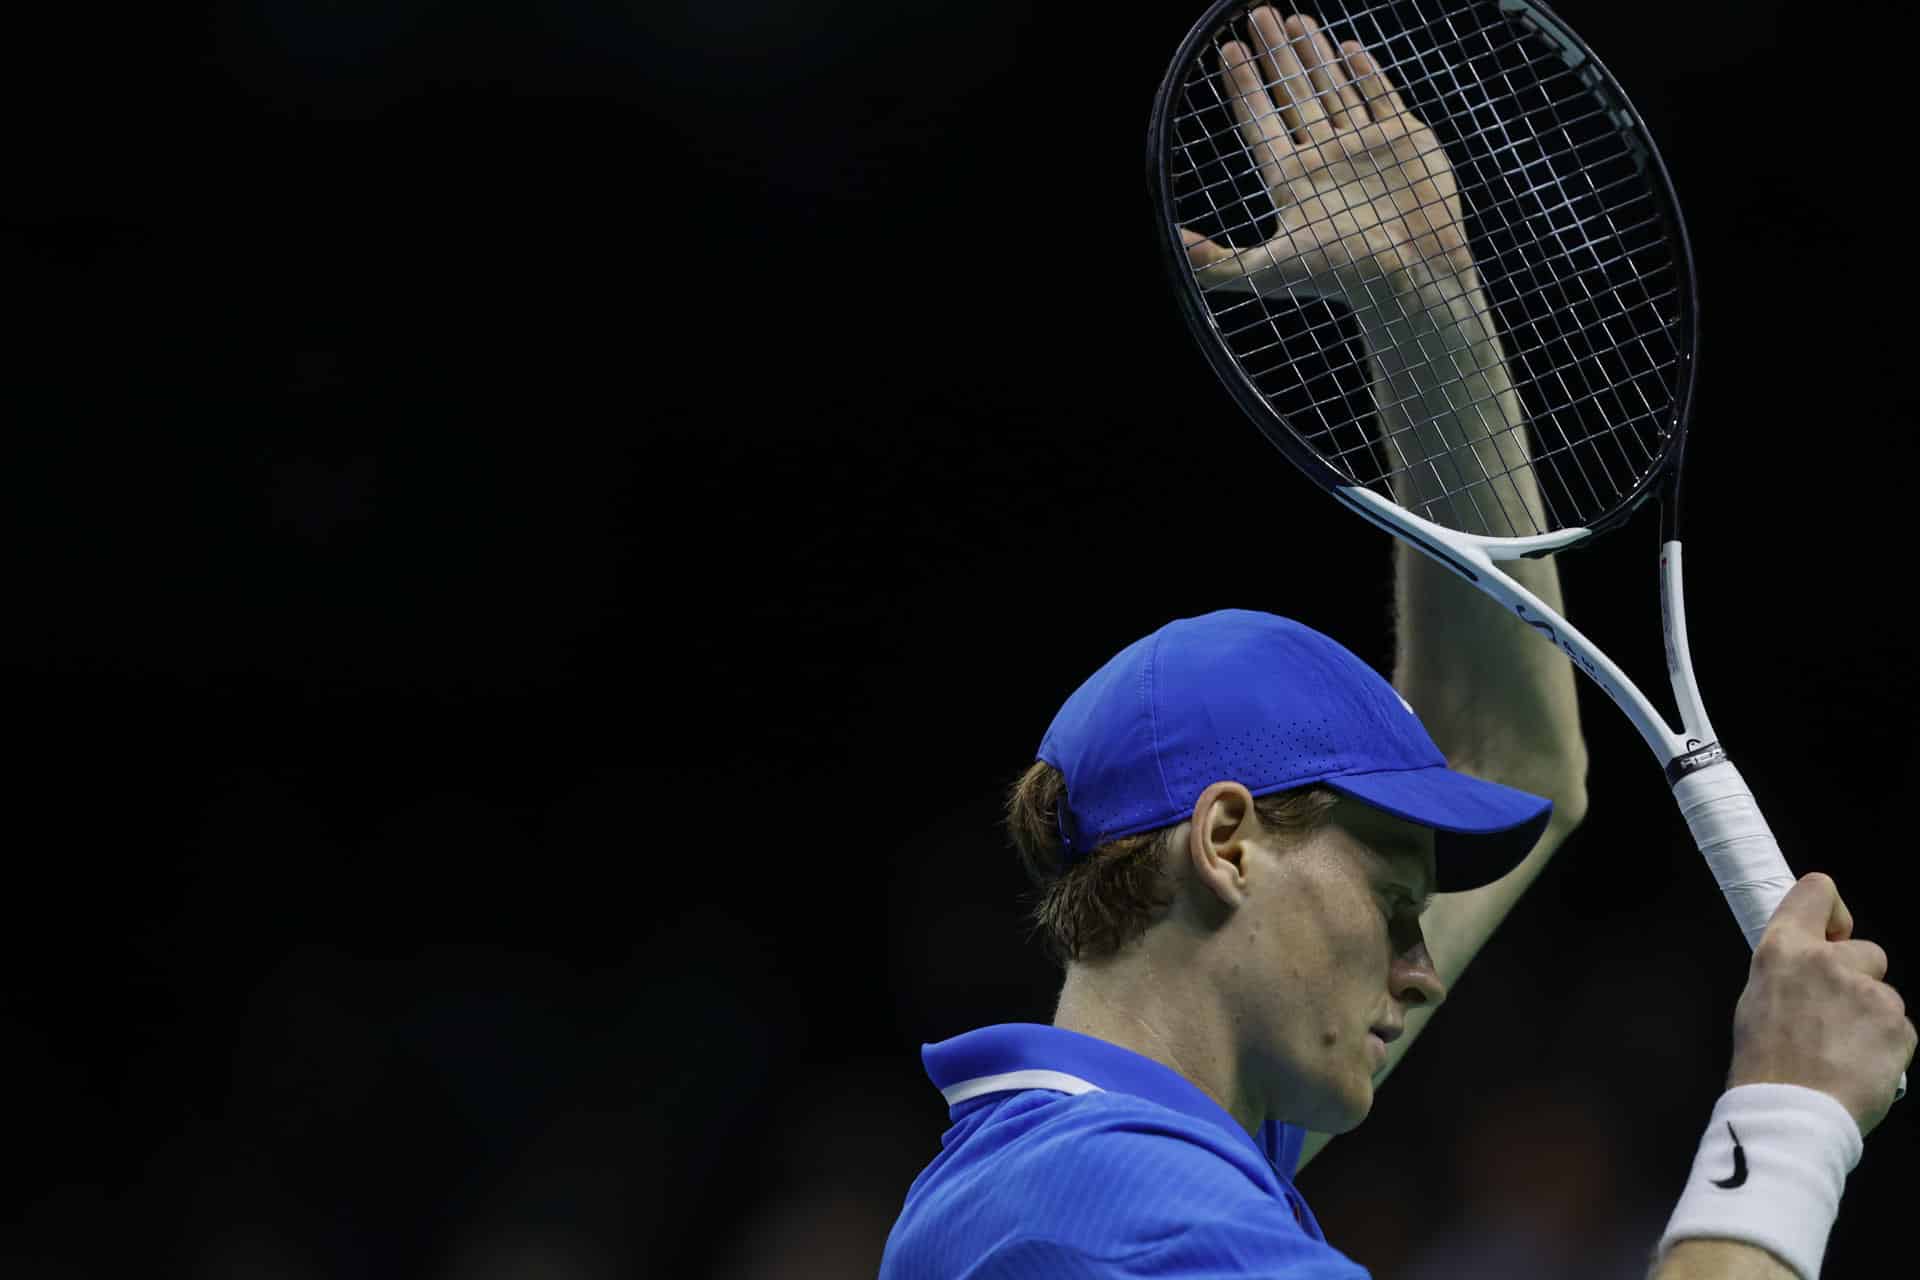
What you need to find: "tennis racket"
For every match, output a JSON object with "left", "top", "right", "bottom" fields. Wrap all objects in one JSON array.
[{"left": 1148, "top": 0, "right": 1903, "bottom": 1101}]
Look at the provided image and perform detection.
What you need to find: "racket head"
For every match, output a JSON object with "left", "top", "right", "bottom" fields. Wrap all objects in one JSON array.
[{"left": 1147, "top": 0, "right": 1700, "bottom": 545}]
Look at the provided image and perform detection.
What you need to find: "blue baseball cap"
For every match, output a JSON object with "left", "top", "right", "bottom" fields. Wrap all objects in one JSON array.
[{"left": 1037, "top": 609, "right": 1552, "bottom": 891}]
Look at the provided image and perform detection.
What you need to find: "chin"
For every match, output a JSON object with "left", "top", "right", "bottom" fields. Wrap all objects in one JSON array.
[
  {"left": 1328, "top": 1093, "right": 1372, "bottom": 1134},
  {"left": 1303, "top": 1075, "right": 1373, "bottom": 1135}
]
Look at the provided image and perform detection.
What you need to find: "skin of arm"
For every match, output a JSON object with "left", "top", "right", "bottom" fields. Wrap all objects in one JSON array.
[
  {"left": 1293, "top": 266, "right": 1590, "bottom": 1173},
  {"left": 1183, "top": 26, "right": 1906, "bottom": 1280},
  {"left": 1178, "top": 6, "right": 1589, "bottom": 1171},
  {"left": 1651, "top": 1241, "right": 1797, "bottom": 1280}
]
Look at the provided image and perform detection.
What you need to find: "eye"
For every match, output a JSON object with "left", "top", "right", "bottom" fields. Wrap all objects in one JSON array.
[
  {"left": 1378, "top": 886, "right": 1416, "bottom": 914},
  {"left": 1380, "top": 892, "right": 1424, "bottom": 950}
]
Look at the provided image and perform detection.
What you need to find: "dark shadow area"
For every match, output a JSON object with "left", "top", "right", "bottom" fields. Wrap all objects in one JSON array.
[{"left": 6, "top": 1, "right": 1914, "bottom": 1274}]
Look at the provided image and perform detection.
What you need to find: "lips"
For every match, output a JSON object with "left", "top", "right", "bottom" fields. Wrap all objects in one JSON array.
[{"left": 1370, "top": 1025, "right": 1404, "bottom": 1044}]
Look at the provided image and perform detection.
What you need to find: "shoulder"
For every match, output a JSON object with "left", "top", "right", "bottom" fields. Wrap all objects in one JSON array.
[
  {"left": 1014, "top": 1089, "right": 1276, "bottom": 1191},
  {"left": 881, "top": 1091, "right": 1368, "bottom": 1280},
  {"left": 916, "top": 1087, "right": 1278, "bottom": 1188}
]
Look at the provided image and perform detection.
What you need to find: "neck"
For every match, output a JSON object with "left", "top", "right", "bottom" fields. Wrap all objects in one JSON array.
[{"left": 1051, "top": 947, "right": 1261, "bottom": 1135}]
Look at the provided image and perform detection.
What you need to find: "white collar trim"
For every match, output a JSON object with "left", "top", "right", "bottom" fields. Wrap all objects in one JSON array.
[{"left": 940, "top": 1068, "right": 1104, "bottom": 1105}]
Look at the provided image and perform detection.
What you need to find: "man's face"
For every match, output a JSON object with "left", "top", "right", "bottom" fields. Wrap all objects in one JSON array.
[{"left": 1234, "top": 797, "right": 1444, "bottom": 1135}]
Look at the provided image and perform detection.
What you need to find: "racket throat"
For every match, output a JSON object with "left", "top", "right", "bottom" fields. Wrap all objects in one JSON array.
[
  {"left": 1660, "top": 539, "right": 1717, "bottom": 749},
  {"left": 1336, "top": 486, "right": 1712, "bottom": 766},
  {"left": 1333, "top": 484, "right": 1585, "bottom": 575}
]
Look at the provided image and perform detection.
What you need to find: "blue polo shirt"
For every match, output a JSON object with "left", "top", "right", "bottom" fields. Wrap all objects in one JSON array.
[{"left": 880, "top": 1023, "right": 1369, "bottom": 1278}]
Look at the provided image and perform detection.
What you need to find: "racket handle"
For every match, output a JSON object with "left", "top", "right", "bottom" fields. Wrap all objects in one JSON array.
[
  {"left": 1672, "top": 759, "right": 1791, "bottom": 951},
  {"left": 1672, "top": 758, "right": 1905, "bottom": 1102}
]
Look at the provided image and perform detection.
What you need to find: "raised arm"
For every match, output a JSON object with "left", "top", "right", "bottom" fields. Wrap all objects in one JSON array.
[
  {"left": 1380, "top": 258, "right": 1589, "bottom": 1058},
  {"left": 1177, "top": 6, "right": 1587, "bottom": 1169},
  {"left": 1175, "top": 24, "right": 1910, "bottom": 1277}
]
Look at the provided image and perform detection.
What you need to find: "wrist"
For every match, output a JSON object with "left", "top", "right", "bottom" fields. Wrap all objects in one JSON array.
[{"left": 1657, "top": 1084, "right": 1862, "bottom": 1280}]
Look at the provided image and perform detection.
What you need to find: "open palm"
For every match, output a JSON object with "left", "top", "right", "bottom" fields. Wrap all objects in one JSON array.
[{"left": 1184, "top": 9, "right": 1471, "bottom": 302}]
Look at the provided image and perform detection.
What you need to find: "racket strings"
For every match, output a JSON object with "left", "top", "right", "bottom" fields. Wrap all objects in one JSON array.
[
  {"left": 1198, "top": 133, "right": 1666, "bottom": 333},
  {"left": 1221, "top": 12, "right": 1674, "bottom": 529},
  {"left": 1167, "top": 16, "right": 1541, "bottom": 143},
  {"left": 1169, "top": 23, "right": 1589, "bottom": 209},
  {"left": 1173, "top": 10, "right": 1570, "bottom": 265},
  {"left": 1218, "top": 259, "right": 1672, "bottom": 528},
  {"left": 1221, "top": 230, "right": 1675, "bottom": 516},
  {"left": 1185, "top": 80, "right": 1673, "bottom": 438},
  {"left": 1208, "top": 203, "right": 1666, "bottom": 375},
  {"left": 1454, "top": 11, "right": 1679, "bottom": 505},
  {"left": 1169, "top": 0, "right": 1685, "bottom": 537},
  {"left": 1185, "top": 123, "right": 1650, "bottom": 333}
]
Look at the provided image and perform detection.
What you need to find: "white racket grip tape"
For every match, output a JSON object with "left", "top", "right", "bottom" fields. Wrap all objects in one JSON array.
[
  {"left": 1673, "top": 758, "right": 1906, "bottom": 1102},
  {"left": 1672, "top": 759, "right": 1793, "bottom": 953}
]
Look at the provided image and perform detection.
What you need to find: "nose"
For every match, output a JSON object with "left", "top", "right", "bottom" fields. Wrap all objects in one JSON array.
[{"left": 1391, "top": 936, "right": 1447, "bottom": 1009}]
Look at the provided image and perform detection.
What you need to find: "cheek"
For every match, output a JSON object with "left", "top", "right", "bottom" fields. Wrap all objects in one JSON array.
[{"left": 1333, "top": 903, "right": 1395, "bottom": 984}]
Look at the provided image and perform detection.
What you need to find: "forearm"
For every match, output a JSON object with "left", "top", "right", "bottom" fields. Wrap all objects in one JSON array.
[
  {"left": 1651, "top": 1240, "right": 1797, "bottom": 1280},
  {"left": 1366, "top": 266, "right": 1546, "bottom": 536},
  {"left": 1375, "top": 268, "right": 1586, "bottom": 796},
  {"left": 1298, "top": 274, "right": 1590, "bottom": 1174},
  {"left": 1386, "top": 273, "right": 1588, "bottom": 1011}
]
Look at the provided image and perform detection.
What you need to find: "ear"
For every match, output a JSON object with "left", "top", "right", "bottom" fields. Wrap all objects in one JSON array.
[{"left": 1186, "top": 781, "right": 1258, "bottom": 908}]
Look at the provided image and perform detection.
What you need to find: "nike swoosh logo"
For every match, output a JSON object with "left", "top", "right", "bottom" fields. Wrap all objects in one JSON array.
[{"left": 1711, "top": 1122, "right": 1748, "bottom": 1189}]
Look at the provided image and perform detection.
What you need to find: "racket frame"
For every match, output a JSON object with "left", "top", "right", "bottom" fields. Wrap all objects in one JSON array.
[
  {"left": 1148, "top": 0, "right": 1710, "bottom": 766},
  {"left": 1147, "top": 0, "right": 1705, "bottom": 548},
  {"left": 1150, "top": 0, "right": 1905, "bottom": 1103},
  {"left": 1334, "top": 484, "right": 1718, "bottom": 774}
]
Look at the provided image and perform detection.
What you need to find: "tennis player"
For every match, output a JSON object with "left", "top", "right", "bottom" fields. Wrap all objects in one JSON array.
[{"left": 879, "top": 11, "right": 1912, "bottom": 1279}]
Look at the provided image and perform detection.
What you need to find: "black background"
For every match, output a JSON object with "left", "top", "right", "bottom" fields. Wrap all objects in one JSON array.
[{"left": 8, "top": 2, "right": 1916, "bottom": 1276}]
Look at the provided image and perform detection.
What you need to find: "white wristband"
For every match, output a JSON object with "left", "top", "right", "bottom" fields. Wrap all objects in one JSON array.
[{"left": 1658, "top": 1084, "right": 1863, "bottom": 1280}]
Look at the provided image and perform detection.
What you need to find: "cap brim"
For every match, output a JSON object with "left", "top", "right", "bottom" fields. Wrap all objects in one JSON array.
[{"left": 1323, "top": 766, "right": 1554, "bottom": 892}]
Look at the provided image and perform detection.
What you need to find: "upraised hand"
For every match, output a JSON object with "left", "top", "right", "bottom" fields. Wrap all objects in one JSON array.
[{"left": 1183, "top": 9, "right": 1471, "bottom": 302}]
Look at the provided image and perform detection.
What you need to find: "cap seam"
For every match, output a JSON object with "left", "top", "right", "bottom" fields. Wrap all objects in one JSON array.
[
  {"left": 1317, "top": 761, "right": 1452, "bottom": 780},
  {"left": 1145, "top": 628, "right": 1177, "bottom": 823}
]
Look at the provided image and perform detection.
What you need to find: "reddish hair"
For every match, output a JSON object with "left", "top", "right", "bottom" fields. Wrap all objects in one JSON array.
[{"left": 1004, "top": 761, "right": 1338, "bottom": 965}]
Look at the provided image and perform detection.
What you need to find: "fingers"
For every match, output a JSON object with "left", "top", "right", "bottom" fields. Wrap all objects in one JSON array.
[
  {"left": 1733, "top": 872, "right": 1909, "bottom": 1133},
  {"left": 1289, "top": 14, "right": 1365, "bottom": 131},
  {"left": 1342, "top": 42, "right": 1409, "bottom": 127},
  {"left": 1219, "top": 39, "right": 1293, "bottom": 189},
  {"left": 1826, "top": 882, "right": 1855, "bottom": 942},
  {"left": 1180, "top": 227, "right": 1236, "bottom": 271},
  {"left": 1230, "top": 11, "right": 1397, "bottom": 140},
  {"left": 1755, "top": 872, "right": 1885, "bottom": 994},
  {"left": 1764, "top": 871, "right": 1852, "bottom": 945},
  {"left": 1246, "top": 9, "right": 1329, "bottom": 137},
  {"left": 1179, "top": 227, "right": 1256, "bottom": 293},
  {"left": 1830, "top": 938, "right": 1891, "bottom": 982}
]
